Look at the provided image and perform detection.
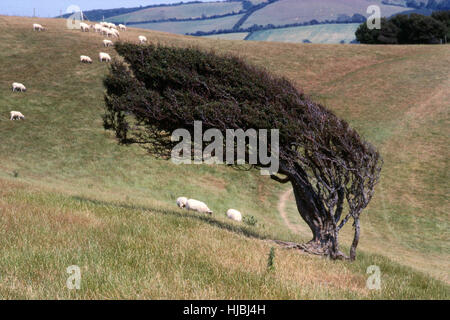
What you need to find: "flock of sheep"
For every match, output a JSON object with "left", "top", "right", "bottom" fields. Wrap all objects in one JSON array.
[
  {"left": 75, "top": 21, "right": 147, "bottom": 64},
  {"left": 9, "top": 21, "right": 149, "bottom": 121},
  {"left": 11, "top": 21, "right": 246, "bottom": 224},
  {"left": 176, "top": 197, "right": 243, "bottom": 222}
]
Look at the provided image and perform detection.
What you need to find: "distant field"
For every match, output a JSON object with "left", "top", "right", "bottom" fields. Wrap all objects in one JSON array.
[
  {"left": 133, "top": 14, "right": 244, "bottom": 35},
  {"left": 203, "top": 32, "right": 249, "bottom": 40},
  {"left": 242, "top": 0, "right": 408, "bottom": 28},
  {"left": 247, "top": 24, "right": 360, "bottom": 44},
  {"left": 109, "top": 1, "right": 243, "bottom": 23},
  {"left": 248, "top": 0, "right": 269, "bottom": 4}
]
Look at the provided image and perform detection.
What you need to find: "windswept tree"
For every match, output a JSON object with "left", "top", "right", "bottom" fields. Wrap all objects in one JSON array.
[{"left": 103, "top": 43, "right": 383, "bottom": 260}]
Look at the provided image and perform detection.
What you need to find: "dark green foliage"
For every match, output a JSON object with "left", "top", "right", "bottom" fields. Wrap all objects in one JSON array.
[
  {"left": 267, "top": 247, "right": 275, "bottom": 272},
  {"left": 432, "top": 10, "right": 450, "bottom": 38},
  {"left": 243, "top": 215, "right": 258, "bottom": 226},
  {"left": 356, "top": 12, "right": 449, "bottom": 44},
  {"left": 355, "top": 20, "right": 382, "bottom": 44}
]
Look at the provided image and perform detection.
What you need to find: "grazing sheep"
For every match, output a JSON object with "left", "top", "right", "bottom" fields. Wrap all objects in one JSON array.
[
  {"left": 80, "top": 55, "right": 92, "bottom": 64},
  {"left": 33, "top": 23, "right": 45, "bottom": 31},
  {"left": 176, "top": 197, "right": 188, "bottom": 209},
  {"left": 185, "top": 199, "right": 213, "bottom": 215},
  {"left": 138, "top": 35, "right": 147, "bottom": 44},
  {"left": 99, "top": 52, "right": 111, "bottom": 62},
  {"left": 226, "top": 209, "right": 242, "bottom": 222},
  {"left": 80, "top": 22, "right": 90, "bottom": 32},
  {"left": 101, "top": 27, "right": 111, "bottom": 36},
  {"left": 12, "top": 82, "right": 26, "bottom": 92},
  {"left": 102, "top": 27, "right": 117, "bottom": 38},
  {"left": 118, "top": 24, "right": 127, "bottom": 31},
  {"left": 103, "top": 39, "right": 113, "bottom": 47},
  {"left": 110, "top": 28, "right": 120, "bottom": 38},
  {"left": 10, "top": 111, "right": 25, "bottom": 120},
  {"left": 92, "top": 24, "right": 103, "bottom": 33}
]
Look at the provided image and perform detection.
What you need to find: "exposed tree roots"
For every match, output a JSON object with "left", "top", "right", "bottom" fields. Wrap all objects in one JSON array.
[{"left": 270, "top": 239, "right": 350, "bottom": 260}]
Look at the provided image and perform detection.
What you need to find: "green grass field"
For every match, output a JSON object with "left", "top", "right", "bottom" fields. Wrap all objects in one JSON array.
[
  {"left": 246, "top": 23, "right": 359, "bottom": 43},
  {"left": 132, "top": 14, "right": 244, "bottom": 35},
  {"left": 242, "top": 0, "right": 407, "bottom": 28},
  {"left": 108, "top": 1, "right": 243, "bottom": 24},
  {"left": 0, "top": 16, "right": 448, "bottom": 299}
]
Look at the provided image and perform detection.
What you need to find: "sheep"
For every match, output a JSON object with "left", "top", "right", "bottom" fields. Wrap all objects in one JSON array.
[
  {"left": 176, "top": 197, "right": 188, "bottom": 209},
  {"left": 92, "top": 24, "right": 103, "bottom": 33},
  {"left": 106, "top": 22, "right": 114, "bottom": 28},
  {"left": 138, "top": 35, "right": 147, "bottom": 44},
  {"left": 80, "top": 55, "right": 92, "bottom": 64},
  {"left": 118, "top": 24, "right": 127, "bottom": 31},
  {"left": 12, "top": 82, "right": 26, "bottom": 92},
  {"left": 99, "top": 52, "right": 111, "bottom": 62},
  {"left": 103, "top": 39, "right": 113, "bottom": 47},
  {"left": 226, "top": 209, "right": 242, "bottom": 222},
  {"left": 102, "top": 27, "right": 116, "bottom": 38},
  {"left": 33, "top": 23, "right": 45, "bottom": 31},
  {"left": 101, "top": 27, "right": 109, "bottom": 36},
  {"left": 80, "top": 22, "right": 90, "bottom": 32},
  {"left": 110, "top": 28, "right": 120, "bottom": 38},
  {"left": 10, "top": 111, "right": 25, "bottom": 120},
  {"left": 185, "top": 199, "right": 213, "bottom": 215}
]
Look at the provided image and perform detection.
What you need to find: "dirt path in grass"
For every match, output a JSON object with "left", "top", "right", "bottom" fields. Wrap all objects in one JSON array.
[{"left": 278, "top": 188, "right": 310, "bottom": 237}]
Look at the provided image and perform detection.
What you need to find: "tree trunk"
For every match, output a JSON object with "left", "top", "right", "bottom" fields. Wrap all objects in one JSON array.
[{"left": 288, "top": 170, "right": 347, "bottom": 260}]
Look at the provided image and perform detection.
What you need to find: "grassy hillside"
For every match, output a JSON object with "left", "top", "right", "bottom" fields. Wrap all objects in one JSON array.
[
  {"left": 108, "top": 1, "right": 244, "bottom": 24},
  {"left": 246, "top": 23, "right": 359, "bottom": 43},
  {"left": 241, "top": 0, "right": 407, "bottom": 28},
  {"left": 0, "top": 16, "right": 448, "bottom": 299},
  {"left": 132, "top": 14, "right": 244, "bottom": 35}
]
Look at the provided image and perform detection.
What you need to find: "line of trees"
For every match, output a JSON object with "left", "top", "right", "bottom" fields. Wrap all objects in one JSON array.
[
  {"left": 188, "top": 15, "right": 367, "bottom": 37},
  {"left": 356, "top": 11, "right": 450, "bottom": 44}
]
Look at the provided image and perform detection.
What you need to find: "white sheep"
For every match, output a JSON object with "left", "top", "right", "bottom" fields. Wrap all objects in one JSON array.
[
  {"left": 80, "top": 22, "right": 90, "bottom": 32},
  {"left": 99, "top": 52, "right": 111, "bottom": 62},
  {"left": 138, "top": 35, "right": 147, "bottom": 44},
  {"left": 92, "top": 24, "right": 103, "bottom": 33},
  {"left": 118, "top": 24, "right": 127, "bottom": 31},
  {"left": 101, "top": 27, "right": 111, "bottom": 36},
  {"left": 226, "top": 209, "right": 242, "bottom": 222},
  {"left": 10, "top": 111, "right": 25, "bottom": 120},
  {"left": 33, "top": 23, "right": 45, "bottom": 31},
  {"left": 185, "top": 199, "right": 213, "bottom": 215},
  {"left": 176, "top": 197, "right": 188, "bottom": 209},
  {"left": 80, "top": 55, "right": 92, "bottom": 64},
  {"left": 103, "top": 39, "right": 113, "bottom": 47},
  {"left": 110, "top": 28, "right": 120, "bottom": 38},
  {"left": 12, "top": 82, "right": 26, "bottom": 92}
]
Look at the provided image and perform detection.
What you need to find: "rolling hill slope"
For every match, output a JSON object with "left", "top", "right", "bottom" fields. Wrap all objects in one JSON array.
[
  {"left": 0, "top": 16, "right": 448, "bottom": 299},
  {"left": 131, "top": 14, "right": 245, "bottom": 35},
  {"left": 241, "top": 0, "right": 408, "bottom": 28},
  {"left": 108, "top": 1, "right": 244, "bottom": 24},
  {"left": 246, "top": 23, "right": 360, "bottom": 43}
]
